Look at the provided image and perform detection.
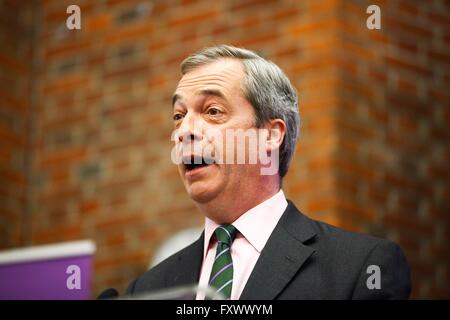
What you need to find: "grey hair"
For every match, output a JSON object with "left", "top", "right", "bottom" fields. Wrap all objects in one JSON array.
[{"left": 180, "top": 45, "right": 300, "bottom": 178}]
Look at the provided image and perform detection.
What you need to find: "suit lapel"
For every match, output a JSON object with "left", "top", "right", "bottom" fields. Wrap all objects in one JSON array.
[
  {"left": 239, "top": 201, "right": 317, "bottom": 300},
  {"left": 167, "top": 232, "right": 204, "bottom": 290}
]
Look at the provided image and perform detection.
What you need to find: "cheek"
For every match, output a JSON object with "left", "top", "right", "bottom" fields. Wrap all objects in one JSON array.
[
  {"left": 204, "top": 129, "right": 227, "bottom": 163},
  {"left": 223, "top": 135, "right": 258, "bottom": 165},
  {"left": 223, "top": 165, "right": 242, "bottom": 182},
  {"left": 204, "top": 119, "right": 257, "bottom": 164}
]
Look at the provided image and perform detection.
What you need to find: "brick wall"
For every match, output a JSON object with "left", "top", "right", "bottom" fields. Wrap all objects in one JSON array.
[
  {"left": 0, "top": 0, "right": 449, "bottom": 299},
  {"left": 332, "top": 0, "right": 450, "bottom": 298},
  {"left": 0, "top": 0, "right": 34, "bottom": 248}
]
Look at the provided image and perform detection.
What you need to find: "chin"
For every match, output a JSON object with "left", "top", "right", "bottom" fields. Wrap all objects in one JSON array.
[{"left": 186, "top": 182, "right": 220, "bottom": 204}]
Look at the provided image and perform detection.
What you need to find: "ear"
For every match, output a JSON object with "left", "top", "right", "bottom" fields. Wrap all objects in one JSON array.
[{"left": 264, "top": 119, "right": 286, "bottom": 153}]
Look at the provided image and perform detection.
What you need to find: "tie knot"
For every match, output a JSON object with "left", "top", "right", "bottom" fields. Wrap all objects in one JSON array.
[{"left": 214, "top": 224, "right": 237, "bottom": 246}]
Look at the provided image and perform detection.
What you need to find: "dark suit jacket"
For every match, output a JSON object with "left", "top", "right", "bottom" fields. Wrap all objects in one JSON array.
[{"left": 126, "top": 200, "right": 411, "bottom": 299}]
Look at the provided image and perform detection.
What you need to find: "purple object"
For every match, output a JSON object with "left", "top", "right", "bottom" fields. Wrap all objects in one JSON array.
[{"left": 0, "top": 240, "right": 96, "bottom": 300}]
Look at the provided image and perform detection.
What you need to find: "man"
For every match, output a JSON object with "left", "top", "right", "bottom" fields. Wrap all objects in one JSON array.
[{"left": 126, "top": 45, "right": 411, "bottom": 299}]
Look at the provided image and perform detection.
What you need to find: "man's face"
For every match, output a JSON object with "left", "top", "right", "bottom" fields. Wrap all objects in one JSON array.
[{"left": 172, "top": 59, "right": 259, "bottom": 204}]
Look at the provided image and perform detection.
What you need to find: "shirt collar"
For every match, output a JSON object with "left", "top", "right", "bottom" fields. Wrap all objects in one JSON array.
[{"left": 203, "top": 189, "right": 288, "bottom": 257}]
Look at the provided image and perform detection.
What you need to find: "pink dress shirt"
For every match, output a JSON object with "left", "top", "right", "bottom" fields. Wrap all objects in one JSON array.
[{"left": 196, "top": 190, "right": 288, "bottom": 300}]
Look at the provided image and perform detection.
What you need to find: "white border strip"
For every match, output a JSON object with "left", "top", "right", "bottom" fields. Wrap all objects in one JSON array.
[{"left": 0, "top": 240, "right": 96, "bottom": 265}]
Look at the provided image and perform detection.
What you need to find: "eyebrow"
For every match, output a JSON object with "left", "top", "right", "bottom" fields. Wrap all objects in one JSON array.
[
  {"left": 172, "top": 93, "right": 183, "bottom": 107},
  {"left": 172, "top": 89, "right": 227, "bottom": 108}
]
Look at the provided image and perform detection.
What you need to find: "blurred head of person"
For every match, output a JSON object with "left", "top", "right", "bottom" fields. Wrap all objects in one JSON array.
[{"left": 171, "top": 45, "right": 299, "bottom": 223}]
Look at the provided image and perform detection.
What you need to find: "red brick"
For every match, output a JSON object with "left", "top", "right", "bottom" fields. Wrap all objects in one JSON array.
[
  {"left": 43, "top": 74, "right": 90, "bottom": 94},
  {"left": 397, "top": 78, "right": 418, "bottom": 95},
  {"left": 87, "top": 13, "right": 112, "bottom": 31},
  {"left": 98, "top": 176, "right": 145, "bottom": 193},
  {"left": 0, "top": 52, "right": 30, "bottom": 75},
  {"left": 96, "top": 212, "right": 146, "bottom": 230},
  {"left": 231, "top": 0, "right": 278, "bottom": 12},
  {"left": 103, "top": 63, "right": 149, "bottom": 79},
  {"left": 80, "top": 200, "right": 100, "bottom": 215},
  {"left": 0, "top": 89, "right": 29, "bottom": 114},
  {"left": 105, "top": 23, "right": 154, "bottom": 44},
  {"left": 289, "top": 18, "right": 343, "bottom": 37},
  {"left": 166, "top": 9, "right": 219, "bottom": 28},
  {"left": 272, "top": 6, "right": 300, "bottom": 21},
  {"left": 386, "top": 56, "right": 432, "bottom": 77},
  {"left": 236, "top": 31, "right": 280, "bottom": 47},
  {"left": 384, "top": 212, "right": 434, "bottom": 236},
  {"left": 39, "top": 147, "right": 88, "bottom": 168},
  {"left": 33, "top": 225, "right": 82, "bottom": 244},
  {"left": 45, "top": 40, "right": 90, "bottom": 59},
  {"left": 398, "top": 2, "right": 419, "bottom": 17},
  {"left": 384, "top": 17, "right": 433, "bottom": 38},
  {"left": 1, "top": 0, "right": 448, "bottom": 300}
]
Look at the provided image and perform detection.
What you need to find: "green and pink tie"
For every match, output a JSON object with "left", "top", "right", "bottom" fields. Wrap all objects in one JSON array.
[{"left": 208, "top": 224, "right": 238, "bottom": 299}]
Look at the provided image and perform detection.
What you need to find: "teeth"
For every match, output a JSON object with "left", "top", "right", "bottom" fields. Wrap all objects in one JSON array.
[
  {"left": 182, "top": 156, "right": 215, "bottom": 164},
  {"left": 183, "top": 156, "right": 216, "bottom": 171},
  {"left": 193, "top": 156, "right": 203, "bottom": 164},
  {"left": 202, "top": 157, "right": 216, "bottom": 165}
]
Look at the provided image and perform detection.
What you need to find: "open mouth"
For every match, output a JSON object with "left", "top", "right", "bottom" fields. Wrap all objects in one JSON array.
[{"left": 183, "top": 155, "right": 216, "bottom": 173}]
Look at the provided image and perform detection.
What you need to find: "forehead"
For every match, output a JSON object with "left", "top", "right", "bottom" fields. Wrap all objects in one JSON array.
[{"left": 175, "top": 59, "right": 245, "bottom": 97}]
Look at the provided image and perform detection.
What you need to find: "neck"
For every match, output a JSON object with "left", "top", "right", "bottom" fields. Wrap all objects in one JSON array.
[{"left": 195, "top": 175, "right": 281, "bottom": 224}]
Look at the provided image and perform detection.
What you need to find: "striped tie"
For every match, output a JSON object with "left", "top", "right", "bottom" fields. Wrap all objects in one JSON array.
[{"left": 208, "top": 224, "right": 237, "bottom": 299}]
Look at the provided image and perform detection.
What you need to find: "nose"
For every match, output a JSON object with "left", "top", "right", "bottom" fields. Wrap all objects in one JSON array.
[
  {"left": 179, "top": 132, "right": 200, "bottom": 143},
  {"left": 177, "top": 113, "right": 203, "bottom": 143}
]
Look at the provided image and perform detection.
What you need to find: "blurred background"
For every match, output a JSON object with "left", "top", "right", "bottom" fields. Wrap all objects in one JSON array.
[{"left": 0, "top": 0, "right": 448, "bottom": 299}]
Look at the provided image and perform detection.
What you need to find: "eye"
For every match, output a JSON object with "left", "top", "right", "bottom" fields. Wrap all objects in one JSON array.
[
  {"left": 173, "top": 113, "right": 184, "bottom": 121},
  {"left": 207, "top": 107, "right": 222, "bottom": 116}
]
